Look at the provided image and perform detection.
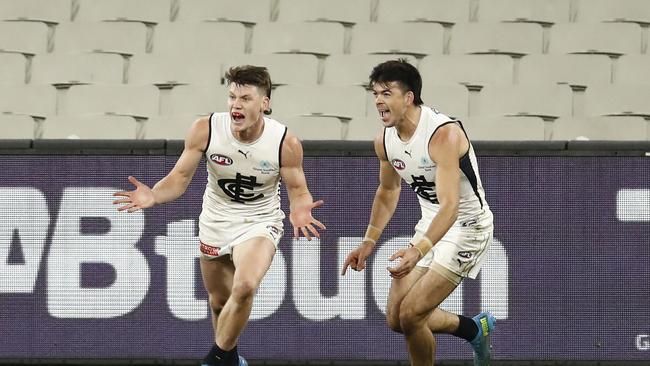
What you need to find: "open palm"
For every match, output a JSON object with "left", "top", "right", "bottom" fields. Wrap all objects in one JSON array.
[
  {"left": 290, "top": 200, "right": 326, "bottom": 240},
  {"left": 112, "top": 176, "right": 155, "bottom": 213}
]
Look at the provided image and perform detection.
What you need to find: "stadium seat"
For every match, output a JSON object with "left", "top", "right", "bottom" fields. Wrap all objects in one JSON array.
[
  {"left": 463, "top": 116, "right": 546, "bottom": 140},
  {"left": 75, "top": 0, "right": 170, "bottom": 23},
  {"left": 347, "top": 117, "right": 382, "bottom": 141},
  {"left": 276, "top": 0, "right": 373, "bottom": 23},
  {"left": 55, "top": 22, "right": 149, "bottom": 55},
  {"left": 0, "top": 21, "right": 49, "bottom": 54},
  {"left": 450, "top": 23, "right": 544, "bottom": 55},
  {"left": 552, "top": 116, "right": 649, "bottom": 140},
  {"left": 0, "top": 52, "right": 26, "bottom": 84},
  {"left": 322, "top": 54, "right": 414, "bottom": 86},
  {"left": 419, "top": 84, "right": 470, "bottom": 121},
  {"left": 128, "top": 53, "right": 222, "bottom": 86},
  {"left": 282, "top": 115, "right": 343, "bottom": 140},
  {"left": 476, "top": 0, "right": 571, "bottom": 23},
  {"left": 584, "top": 85, "right": 650, "bottom": 116},
  {"left": 222, "top": 54, "right": 320, "bottom": 85},
  {"left": 519, "top": 54, "right": 612, "bottom": 86},
  {"left": 616, "top": 55, "right": 650, "bottom": 84},
  {"left": 173, "top": 0, "right": 274, "bottom": 23},
  {"left": 144, "top": 114, "right": 207, "bottom": 139},
  {"left": 478, "top": 84, "right": 573, "bottom": 118},
  {"left": 0, "top": 113, "right": 36, "bottom": 139},
  {"left": 273, "top": 85, "right": 367, "bottom": 120},
  {"left": 419, "top": 54, "right": 515, "bottom": 85},
  {"left": 575, "top": 0, "right": 650, "bottom": 23},
  {"left": 0, "top": 84, "right": 57, "bottom": 117},
  {"left": 0, "top": 0, "right": 71, "bottom": 23},
  {"left": 153, "top": 22, "right": 247, "bottom": 58},
  {"left": 548, "top": 23, "right": 643, "bottom": 55},
  {"left": 41, "top": 115, "right": 142, "bottom": 139},
  {"left": 64, "top": 85, "right": 160, "bottom": 118},
  {"left": 252, "top": 22, "right": 346, "bottom": 56},
  {"left": 376, "top": 0, "right": 471, "bottom": 23},
  {"left": 351, "top": 23, "right": 445, "bottom": 56},
  {"left": 167, "top": 84, "right": 229, "bottom": 116},
  {"left": 31, "top": 53, "right": 125, "bottom": 85}
]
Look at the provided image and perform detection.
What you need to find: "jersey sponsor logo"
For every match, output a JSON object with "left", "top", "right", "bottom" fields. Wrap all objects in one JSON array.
[
  {"left": 217, "top": 172, "right": 264, "bottom": 203},
  {"left": 392, "top": 159, "right": 406, "bottom": 170},
  {"left": 238, "top": 149, "right": 250, "bottom": 159},
  {"left": 210, "top": 154, "right": 233, "bottom": 166},
  {"left": 200, "top": 242, "right": 220, "bottom": 257}
]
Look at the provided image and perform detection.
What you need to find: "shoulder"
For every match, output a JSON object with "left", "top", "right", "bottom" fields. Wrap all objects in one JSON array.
[
  {"left": 185, "top": 115, "right": 211, "bottom": 151},
  {"left": 373, "top": 128, "right": 388, "bottom": 161},
  {"left": 429, "top": 122, "right": 466, "bottom": 160}
]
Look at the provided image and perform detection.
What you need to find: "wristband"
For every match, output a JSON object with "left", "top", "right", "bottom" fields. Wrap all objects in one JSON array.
[
  {"left": 364, "top": 224, "right": 382, "bottom": 242},
  {"left": 413, "top": 236, "right": 433, "bottom": 259},
  {"left": 362, "top": 237, "right": 376, "bottom": 245}
]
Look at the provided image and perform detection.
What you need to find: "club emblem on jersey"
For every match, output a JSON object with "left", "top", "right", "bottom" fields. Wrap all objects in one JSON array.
[
  {"left": 410, "top": 175, "right": 439, "bottom": 204},
  {"left": 210, "top": 154, "right": 233, "bottom": 166},
  {"left": 392, "top": 159, "right": 406, "bottom": 170},
  {"left": 217, "top": 172, "right": 264, "bottom": 203}
]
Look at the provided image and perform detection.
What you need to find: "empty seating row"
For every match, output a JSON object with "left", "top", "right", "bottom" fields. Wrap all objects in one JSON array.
[
  {"left": 1, "top": 21, "right": 648, "bottom": 57},
  {"left": 2, "top": 0, "right": 650, "bottom": 25}
]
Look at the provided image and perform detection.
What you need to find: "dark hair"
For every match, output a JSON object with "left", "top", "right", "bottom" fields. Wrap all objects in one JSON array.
[
  {"left": 225, "top": 65, "right": 273, "bottom": 114},
  {"left": 369, "top": 59, "right": 423, "bottom": 106}
]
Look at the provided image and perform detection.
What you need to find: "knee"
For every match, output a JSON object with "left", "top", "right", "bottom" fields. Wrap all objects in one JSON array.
[
  {"left": 386, "top": 312, "right": 403, "bottom": 334},
  {"left": 208, "top": 295, "right": 226, "bottom": 316},
  {"left": 399, "top": 305, "right": 421, "bottom": 334},
  {"left": 230, "top": 279, "right": 258, "bottom": 303}
]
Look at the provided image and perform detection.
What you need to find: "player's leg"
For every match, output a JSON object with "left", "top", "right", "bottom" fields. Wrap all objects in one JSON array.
[
  {"left": 399, "top": 268, "right": 458, "bottom": 366},
  {"left": 385, "top": 266, "right": 427, "bottom": 333},
  {"left": 216, "top": 236, "right": 276, "bottom": 350},
  {"left": 201, "top": 255, "right": 236, "bottom": 339},
  {"left": 200, "top": 255, "right": 236, "bottom": 365}
]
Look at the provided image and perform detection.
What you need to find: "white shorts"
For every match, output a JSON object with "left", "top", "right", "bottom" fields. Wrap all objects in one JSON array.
[
  {"left": 413, "top": 211, "right": 493, "bottom": 279},
  {"left": 198, "top": 218, "right": 284, "bottom": 260}
]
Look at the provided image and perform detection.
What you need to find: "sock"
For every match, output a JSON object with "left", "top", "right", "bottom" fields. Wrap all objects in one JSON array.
[
  {"left": 202, "top": 344, "right": 238, "bottom": 365},
  {"left": 452, "top": 315, "right": 479, "bottom": 342}
]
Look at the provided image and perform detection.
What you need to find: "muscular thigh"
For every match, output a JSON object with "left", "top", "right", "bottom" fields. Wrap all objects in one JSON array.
[
  {"left": 201, "top": 255, "right": 236, "bottom": 302},
  {"left": 387, "top": 267, "right": 427, "bottom": 320},
  {"left": 232, "top": 236, "right": 276, "bottom": 286},
  {"left": 401, "top": 268, "right": 458, "bottom": 316}
]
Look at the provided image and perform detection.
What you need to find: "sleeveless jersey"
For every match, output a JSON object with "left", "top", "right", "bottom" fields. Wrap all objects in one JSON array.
[
  {"left": 383, "top": 106, "right": 490, "bottom": 230},
  {"left": 200, "top": 112, "right": 287, "bottom": 222}
]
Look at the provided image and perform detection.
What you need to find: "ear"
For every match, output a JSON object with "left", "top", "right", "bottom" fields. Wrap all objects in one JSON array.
[
  {"left": 405, "top": 90, "right": 414, "bottom": 106},
  {"left": 262, "top": 96, "right": 270, "bottom": 113}
]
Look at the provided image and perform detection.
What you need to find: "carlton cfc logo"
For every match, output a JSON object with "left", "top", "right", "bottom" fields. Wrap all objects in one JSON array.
[
  {"left": 392, "top": 159, "right": 406, "bottom": 170},
  {"left": 210, "top": 154, "right": 233, "bottom": 166}
]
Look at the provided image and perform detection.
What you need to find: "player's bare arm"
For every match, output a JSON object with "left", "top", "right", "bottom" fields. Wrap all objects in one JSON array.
[
  {"left": 341, "top": 131, "right": 401, "bottom": 275},
  {"left": 113, "top": 116, "right": 208, "bottom": 212},
  {"left": 280, "top": 131, "right": 326, "bottom": 240},
  {"left": 387, "top": 124, "right": 465, "bottom": 278}
]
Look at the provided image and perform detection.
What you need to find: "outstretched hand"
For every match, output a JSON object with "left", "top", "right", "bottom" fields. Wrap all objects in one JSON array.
[
  {"left": 289, "top": 199, "right": 326, "bottom": 240},
  {"left": 112, "top": 176, "right": 155, "bottom": 213},
  {"left": 341, "top": 241, "right": 375, "bottom": 276},
  {"left": 387, "top": 247, "right": 421, "bottom": 279}
]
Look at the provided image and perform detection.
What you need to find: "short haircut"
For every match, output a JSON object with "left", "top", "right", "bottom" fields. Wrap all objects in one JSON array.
[
  {"left": 225, "top": 65, "right": 272, "bottom": 99},
  {"left": 369, "top": 59, "right": 423, "bottom": 105}
]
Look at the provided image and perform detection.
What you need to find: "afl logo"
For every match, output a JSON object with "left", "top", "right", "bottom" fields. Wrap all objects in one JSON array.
[
  {"left": 392, "top": 159, "right": 406, "bottom": 170},
  {"left": 210, "top": 154, "right": 233, "bottom": 166}
]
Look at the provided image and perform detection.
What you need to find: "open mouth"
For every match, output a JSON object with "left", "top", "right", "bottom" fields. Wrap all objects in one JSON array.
[
  {"left": 377, "top": 107, "right": 390, "bottom": 120},
  {"left": 231, "top": 111, "right": 245, "bottom": 123}
]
